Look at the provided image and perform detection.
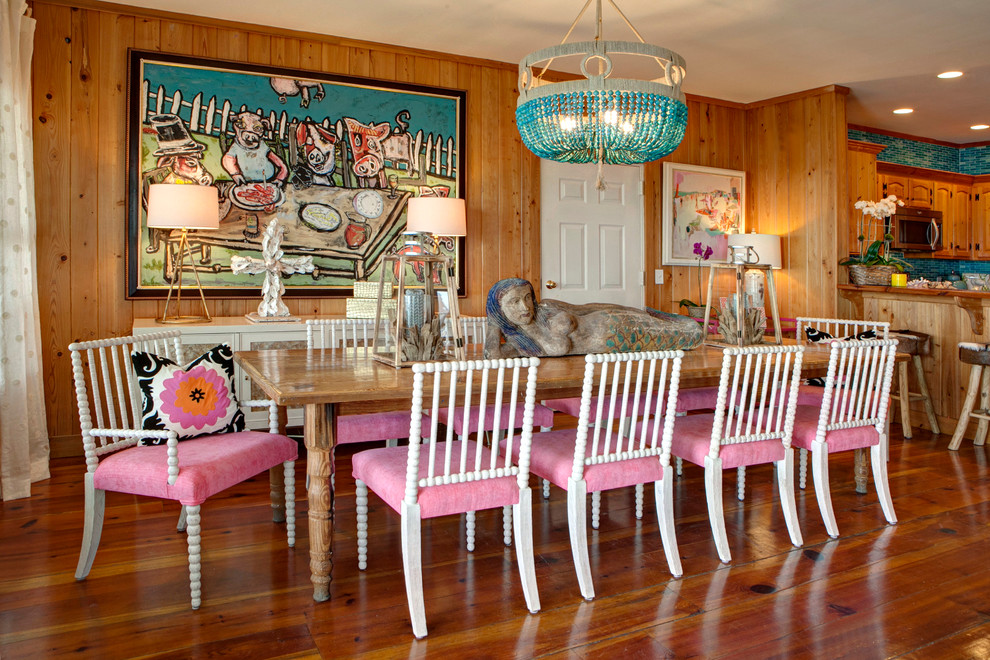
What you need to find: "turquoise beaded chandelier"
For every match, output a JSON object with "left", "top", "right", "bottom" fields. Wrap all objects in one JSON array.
[{"left": 516, "top": 0, "right": 688, "bottom": 166}]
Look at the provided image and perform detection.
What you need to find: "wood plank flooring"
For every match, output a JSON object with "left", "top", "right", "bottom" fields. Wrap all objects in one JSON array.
[{"left": 2, "top": 426, "right": 988, "bottom": 659}]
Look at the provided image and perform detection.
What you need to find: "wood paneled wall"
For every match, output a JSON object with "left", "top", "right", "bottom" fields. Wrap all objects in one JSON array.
[
  {"left": 651, "top": 99, "right": 748, "bottom": 310},
  {"left": 32, "top": 1, "right": 543, "bottom": 444},
  {"left": 31, "top": 1, "right": 848, "bottom": 447},
  {"left": 745, "top": 86, "right": 848, "bottom": 321}
]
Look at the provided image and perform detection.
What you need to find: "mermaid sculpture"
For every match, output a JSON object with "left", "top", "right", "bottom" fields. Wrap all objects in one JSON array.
[{"left": 484, "top": 278, "right": 703, "bottom": 358}]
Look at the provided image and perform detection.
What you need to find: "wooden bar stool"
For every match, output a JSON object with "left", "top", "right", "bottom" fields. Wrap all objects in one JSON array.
[
  {"left": 889, "top": 331, "right": 940, "bottom": 438},
  {"left": 948, "top": 342, "right": 990, "bottom": 450}
]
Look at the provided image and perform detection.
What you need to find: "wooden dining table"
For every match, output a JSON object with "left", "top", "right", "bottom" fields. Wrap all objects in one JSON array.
[{"left": 235, "top": 341, "right": 860, "bottom": 602}]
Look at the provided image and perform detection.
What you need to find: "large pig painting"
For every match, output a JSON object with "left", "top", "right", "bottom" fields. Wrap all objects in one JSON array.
[{"left": 127, "top": 50, "right": 464, "bottom": 298}]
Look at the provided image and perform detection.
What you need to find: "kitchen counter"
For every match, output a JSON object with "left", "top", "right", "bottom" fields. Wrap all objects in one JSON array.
[
  {"left": 838, "top": 284, "right": 989, "bottom": 335},
  {"left": 837, "top": 284, "right": 989, "bottom": 440},
  {"left": 837, "top": 283, "right": 990, "bottom": 299}
]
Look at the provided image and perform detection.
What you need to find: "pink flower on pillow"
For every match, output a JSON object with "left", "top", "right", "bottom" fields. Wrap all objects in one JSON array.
[{"left": 158, "top": 365, "right": 232, "bottom": 431}]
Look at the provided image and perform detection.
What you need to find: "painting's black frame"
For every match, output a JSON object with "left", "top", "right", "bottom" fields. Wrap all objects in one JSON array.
[{"left": 125, "top": 49, "right": 467, "bottom": 299}]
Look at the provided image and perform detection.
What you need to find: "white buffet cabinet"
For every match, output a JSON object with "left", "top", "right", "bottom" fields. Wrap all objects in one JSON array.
[{"left": 132, "top": 316, "right": 327, "bottom": 428}]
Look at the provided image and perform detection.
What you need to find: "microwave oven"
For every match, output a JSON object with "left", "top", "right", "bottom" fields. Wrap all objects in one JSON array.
[{"left": 890, "top": 208, "right": 943, "bottom": 252}]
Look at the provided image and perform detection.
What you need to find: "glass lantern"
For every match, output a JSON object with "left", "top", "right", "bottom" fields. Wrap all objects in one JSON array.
[{"left": 372, "top": 251, "right": 464, "bottom": 367}]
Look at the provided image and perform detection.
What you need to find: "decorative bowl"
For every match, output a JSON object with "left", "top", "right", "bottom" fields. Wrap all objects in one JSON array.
[{"left": 963, "top": 273, "right": 990, "bottom": 292}]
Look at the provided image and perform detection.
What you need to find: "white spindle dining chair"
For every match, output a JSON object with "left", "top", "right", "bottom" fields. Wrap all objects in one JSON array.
[
  {"left": 790, "top": 338, "right": 899, "bottom": 538},
  {"left": 458, "top": 315, "right": 488, "bottom": 348},
  {"left": 306, "top": 318, "right": 409, "bottom": 449},
  {"left": 544, "top": 378, "right": 719, "bottom": 516},
  {"left": 670, "top": 345, "right": 805, "bottom": 563},
  {"left": 68, "top": 331, "right": 297, "bottom": 609},
  {"left": 519, "top": 350, "right": 685, "bottom": 600},
  {"left": 434, "top": 315, "right": 554, "bottom": 547},
  {"left": 352, "top": 357, "right": 542, "bottom": 638},
  {"left": 793, "top": 317, "right": 891, "bottom": 489}
]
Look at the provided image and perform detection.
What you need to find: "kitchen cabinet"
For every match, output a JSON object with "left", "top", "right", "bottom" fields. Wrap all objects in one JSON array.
[
  {"left": 846, "top": 140, "right": 885, "bottom": 255},
  {"left": 933, "top": 181, "right": 952, "bottom": 256},
  {"left": 907, "top": 178, "right": 934, "bottom": 209},
  {"left": 952, "top": 184, "right": 973, "bottom": 257},
  {"left": 876, "top": 162, "right": 990, "bottom": 261},
  {"left": 974, "top": 181, "right": 990, "bottom": 259},
  {"left": 880, "top": 173, "right": 933, "bottom": 208},
  {"left": 880, "top": 174, "right": 907, "bottom": 202},
  {"left": 933, "top": 182, "right": 972, "bottom": 257}
]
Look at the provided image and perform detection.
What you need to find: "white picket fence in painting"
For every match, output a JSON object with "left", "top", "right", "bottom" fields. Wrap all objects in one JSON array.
[{"left": 142, "top": 81, "right": 458, "bottom": 179}]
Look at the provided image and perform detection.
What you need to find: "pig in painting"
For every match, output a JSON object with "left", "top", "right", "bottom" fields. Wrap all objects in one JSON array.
[
  {"left": 222, "top": 112, "right": 289, "bottom": 186},
  {"left": 269, "top": 78, "right": 326, "bottom": 109},
  {"left": 293, "top": 121, "right": 338, "bottom": 187},
  {"left": 342, "top": 117, "right": 390, "bottom": 189}
]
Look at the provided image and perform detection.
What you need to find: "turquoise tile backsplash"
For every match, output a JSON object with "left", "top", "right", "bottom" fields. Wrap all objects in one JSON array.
[
  {"left": 848, "top": 129, "right": 990, "bottom": 176},
  {"left": 900, "top": 257, "right": 990, "bottom": 280}
]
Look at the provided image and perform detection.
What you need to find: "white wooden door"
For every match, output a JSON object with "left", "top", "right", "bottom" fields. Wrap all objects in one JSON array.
[{"left": 540, "top": 161, "right": 644, "bottom": 307}]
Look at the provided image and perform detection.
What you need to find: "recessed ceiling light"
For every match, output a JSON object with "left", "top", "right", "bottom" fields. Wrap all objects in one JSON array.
[
  {"left": 893, "top": 108, "right": 914, "bottom": 115},
  {"left": 972, "top": 124, "right": 990, "bottom": 131},
  {"left": 938, "top": 71, "right": 963, "bottom": 79}
]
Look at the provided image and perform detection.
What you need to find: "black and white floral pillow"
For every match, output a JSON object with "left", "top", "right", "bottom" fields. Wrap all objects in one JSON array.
[
  {"left": 803, "top": 326, "right": 877, "bottom": 386},
  {"left": 131, "top": 344, "right": 245, "bottom": 445},
  {"left": 804, "top": 326, "right": 876, "bottom": 343}
]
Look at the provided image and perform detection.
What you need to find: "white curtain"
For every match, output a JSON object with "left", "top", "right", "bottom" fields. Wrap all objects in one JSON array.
[{"left": 0, "top": 0, "right": 48, "bottom": 501}]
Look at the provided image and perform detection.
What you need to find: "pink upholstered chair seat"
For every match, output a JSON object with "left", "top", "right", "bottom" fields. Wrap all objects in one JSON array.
[
  {"left": 676, "top": 386, "right": 721, "bottom": 411},
  {"left": 670, "top": 413, "right": 786, "bottom": 470},
  {"left": 437, "top": 403, "right": 554, "bottom": 436},
  {"left": 352, "top": 441, "right": 519, "bottom": 519},
  {"left": 508, "top": 429, "right": 665, "bottom": 493},
  {"left": 790, "top": 405, "right": 880, "bottom": 453},
  {"left": 93, "top": 432, "right": 298, "bottom": 507},
  {"left": 545, "top": 385, "right": 719, "bottom": 419},
  {"left": 338, "top": 411, "right": 417, "bottom": 444}
]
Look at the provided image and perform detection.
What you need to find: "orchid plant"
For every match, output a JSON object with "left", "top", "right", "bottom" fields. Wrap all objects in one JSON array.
[
  {"left": 678, "top": 241, "right": 714, "bottom": 312},
  {"left": 840, "top": 194, "right": 911, "bottom": 271}
]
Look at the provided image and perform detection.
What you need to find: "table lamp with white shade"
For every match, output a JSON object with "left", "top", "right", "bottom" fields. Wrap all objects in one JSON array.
[
  {"left": 727, "top": 231, "right": 782, "bottom": 316},
  {"left": 146, "top": 183, "right": 220, "bottom": 324},
  {"left": 404, "top": 197, "right": 467, "bottom": 255}
]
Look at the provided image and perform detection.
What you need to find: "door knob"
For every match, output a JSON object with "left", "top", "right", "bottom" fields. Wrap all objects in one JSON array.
[{"left": 545, "top": 280, "right": 557, "bottom": 289}]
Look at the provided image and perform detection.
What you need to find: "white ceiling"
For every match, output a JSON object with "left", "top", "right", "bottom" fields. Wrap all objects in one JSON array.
[{"left": 113, "top": 0, "right": 990, "bottom": 145}]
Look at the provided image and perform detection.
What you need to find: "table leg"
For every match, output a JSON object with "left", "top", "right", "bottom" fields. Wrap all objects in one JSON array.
[
  {"left": 269, "top": 405, "right": 289, "bottom": 523},
  {"left": 306, "top": 402, "right": 336, "bottom": 602},
  {"left": 854, "top": 448, "right": 869, "bottom": 494}
]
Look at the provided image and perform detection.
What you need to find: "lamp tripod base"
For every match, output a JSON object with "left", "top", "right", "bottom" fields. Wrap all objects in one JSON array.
[
  {"left": 156, "top": 227, "right": 213, "bottom": 325},
  {"left": 158, "top": 315, "right": 212, "bottom": 325}
]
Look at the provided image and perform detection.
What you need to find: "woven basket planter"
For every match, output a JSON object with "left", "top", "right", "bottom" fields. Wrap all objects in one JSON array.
[{"left": 848, "top": 264, "right": 898, "bottom": 286}]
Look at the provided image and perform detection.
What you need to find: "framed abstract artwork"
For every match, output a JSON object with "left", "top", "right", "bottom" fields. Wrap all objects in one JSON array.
[
  {"left": 126, "top": 50, "right": 466, "bottom": 298},
  {"left": 661, "top": 162, "right": 745, "bottom": 266}
]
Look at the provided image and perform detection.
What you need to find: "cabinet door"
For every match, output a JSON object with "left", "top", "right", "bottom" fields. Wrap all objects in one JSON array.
[
  {"left": 952, "top": 184, "right": 972, "bottom": 257},
  {"left": 881, "top": 174, "right": 907, "bottom": 202},
  {"left": 240, "top": 330, "right": 309, "bottom": 428},
  {"left": 975, "top": 184, "right": 990, "bottom": 259},
  {"left": 932, "top": 181, "right": 954, "bottom": 256},
  {"left": 907, "top": 178, "right": 933, "bottom": 209}
]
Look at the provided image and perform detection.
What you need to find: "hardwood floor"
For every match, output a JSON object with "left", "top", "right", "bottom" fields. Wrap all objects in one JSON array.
[{"left": 2, "top": 426, "right": 988, "bottom": 659}]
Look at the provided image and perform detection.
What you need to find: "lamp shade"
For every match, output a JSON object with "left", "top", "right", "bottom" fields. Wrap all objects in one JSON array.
[
  {"left": 727, "top": 233, "right": 782, "bottom": 268},
  {"left": 406, "top": 197, "right": 467, "bottom": 236},
  {"left": 146, "top": 184, "right": 220, "bottom": 230}
]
